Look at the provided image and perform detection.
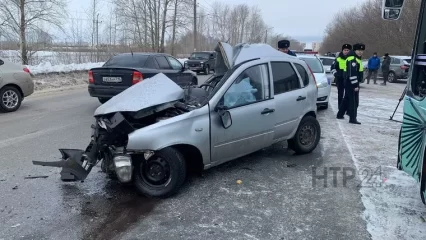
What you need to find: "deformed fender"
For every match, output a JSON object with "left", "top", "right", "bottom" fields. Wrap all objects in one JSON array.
[{"left": 126, "top": 105, "right": 211, "bottom": 165}]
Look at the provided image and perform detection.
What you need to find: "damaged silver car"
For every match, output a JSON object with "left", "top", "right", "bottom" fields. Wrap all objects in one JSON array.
[{"left": 33, "top": 42, "right": 321, "bottom": 198}]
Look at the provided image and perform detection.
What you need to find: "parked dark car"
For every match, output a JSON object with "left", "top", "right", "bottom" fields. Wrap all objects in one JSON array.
[
  {"left": 184, "top": 51, "right": 216, "bottom": 75},
  {"left": 88, "top": 53, "right": 198, "bottom": 103}
]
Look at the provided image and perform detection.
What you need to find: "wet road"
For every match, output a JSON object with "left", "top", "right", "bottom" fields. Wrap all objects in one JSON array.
[{"left": 0, "top": 76, "right": 370, "bottom": 240}]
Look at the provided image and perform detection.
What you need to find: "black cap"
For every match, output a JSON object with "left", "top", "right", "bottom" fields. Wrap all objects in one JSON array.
[
  {"left": 278, "top": 40, "right": 290, "bottom": 49},
  {"left": 384, "top": 53, "right": 389, "bottom": 56},
  {"left": 353, "top": 43, "right": 365, "bottom": 51},
  {"left": 342, "top": 44, "right": 352, "bottom": 50},
  {"left": 373, "top": 52, "right": 377, "bottom": 55}
]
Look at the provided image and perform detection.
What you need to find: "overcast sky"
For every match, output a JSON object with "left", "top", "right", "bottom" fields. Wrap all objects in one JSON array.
[{"left": 66, "top": 0, "right": 368, "bottom": 43}]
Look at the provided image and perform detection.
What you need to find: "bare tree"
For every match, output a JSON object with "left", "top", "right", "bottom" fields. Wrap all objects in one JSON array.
[
  {"left": 320, "top": 0, "right": 421, "bottom": 56},
  {"left": 0, "top": 0, "right": 67, "bottom": 64}
]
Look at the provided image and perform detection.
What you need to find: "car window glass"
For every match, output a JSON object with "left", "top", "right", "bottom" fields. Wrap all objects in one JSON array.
[
  {"left": 294, "top": 63, "right": 309, "bottom": 87},
  {"left": 320, "top": 58, "right": 334, "bottom": 65},
  {"left": 155, "top": 56, "right": 172, "bottom": 69},
  {"left": 167, "top": 56, "right": 183, "bottom": 70},
  {"left": 144, "top": 58, "right": 159, "bottom": 69},
  {"left": 103, "top": 54, "right": 148, "bottom": 67},
  {"left": 271, "top": 62, "right": 301, "bottom": 94},
  {"left": 0, "top": 59, "right": 3, "bottom": 66},
  {"left": 222, "top": 63, "right": 270, "bottom": 109},
  {"left": 392, "top": 58, "right": 400, "bottom": 64}
]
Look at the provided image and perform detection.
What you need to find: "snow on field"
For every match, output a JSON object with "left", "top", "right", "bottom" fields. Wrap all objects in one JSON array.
[
  {"left": 329, "top": 82, "right": 426, "bottom": 240},
  {"left": 23, "top": 58, "right": 188, "bottom": 75}
]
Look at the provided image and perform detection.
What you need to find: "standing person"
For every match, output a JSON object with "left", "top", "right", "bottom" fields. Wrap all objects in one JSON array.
[
  {"left": 277, "top": 40, "right": 297, "bottom": 56},
  {"left": 336, "top": 43, "right": 365, "bottom": 125},
  {"left": 366, "top": 52, "right": 381, "bottom": 84},
  {"left": 330, "top": 43, "right": 352, "bottom": 111},
  {"left": 381, "top": 53, "right": 391, "bottom": 85}
]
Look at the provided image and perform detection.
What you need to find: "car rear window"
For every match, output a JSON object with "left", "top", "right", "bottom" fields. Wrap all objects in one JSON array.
[
  {"left": 299, "top": 57, "right": 324, "bottom": 73},
  {"left": 403, "top": 58, "right": 411, "bottom": 64},
  {"left": 320, "top": 58, "right": 334, "bottom": 66},
  {"left": 103, "top": 54, "right": 148, "bottom": 68}
]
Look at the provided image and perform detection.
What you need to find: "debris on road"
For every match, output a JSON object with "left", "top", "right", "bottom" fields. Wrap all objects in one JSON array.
[
  {"left": 12, "top": 186, "right": 18, "bottom": 190},
  {"left": 24, "top": 175, "right": 48, "bottom": 179},
  {"left": 236, "top": 180, "right": 242, "bottom": 184},
  {"left": 11, "top": 224, "right": 20, "bottom": 228}
]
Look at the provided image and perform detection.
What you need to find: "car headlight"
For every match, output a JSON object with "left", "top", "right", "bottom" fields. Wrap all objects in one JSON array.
[{"left": 317, "top": 81, "right": 328, "bottom": 88}]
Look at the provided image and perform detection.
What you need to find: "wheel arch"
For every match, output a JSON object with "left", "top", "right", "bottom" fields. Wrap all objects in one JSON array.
[{"left": 1, "top": 84, "right": 23, "bottom": 97}]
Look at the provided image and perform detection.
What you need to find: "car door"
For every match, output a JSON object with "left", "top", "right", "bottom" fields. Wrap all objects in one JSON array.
[
  {"left": 391, "top": 57, "right": 402, "bottom": 76},
  {"left": 271, "top": 61, "right": 306, "bottom": 140},
  {"left": 166, "top": 56, "right": 189, "bottom": 86},
  {"left": 154, "top": 55, "right": 179, "bottom": 82},
  {"left": 210, "top": 62, "right": 275, "bottom": 164}
]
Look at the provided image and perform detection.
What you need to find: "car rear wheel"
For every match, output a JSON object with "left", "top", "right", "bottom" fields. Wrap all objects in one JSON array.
[
  {"left": 98, "top": 97, "right": 110, "bottom": 104},
  {"left": 0, "top": 86, "right": 22, "bottom": 113},
  {"left": 387, "top": 71, "right": 396, "bottom": 83},
  {"left": 133, "top": 147, "right": 187, "bottom": 198},
  {"left": 287, "top": 116, "right": 321, "bottom": 154}
]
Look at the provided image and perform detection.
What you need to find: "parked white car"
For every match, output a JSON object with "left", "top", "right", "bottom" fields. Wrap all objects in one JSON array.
[
  {"left": 318, "top": 56, "right": 335, "bottom": 85},
  {"left": 0, "top": 58, "right": 34, "bottom": 112},
  {"left": 298, "top": 55, "right": 331, "bottom": 109}
]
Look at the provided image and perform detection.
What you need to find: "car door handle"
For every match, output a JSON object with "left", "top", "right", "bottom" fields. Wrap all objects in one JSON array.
[
  {"left": 261, "top": 108, "right": 275, "bottom": 114},
  {"left": 296, "top": 96, "right": 306, "bottom": 101}
]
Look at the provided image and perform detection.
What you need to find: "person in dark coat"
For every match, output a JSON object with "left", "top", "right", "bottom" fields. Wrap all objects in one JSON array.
[
  {"left": 330, "top": 43, "right": 352, "bottom": 111},
  {"left": 277, "top": 40, "right": 297, "bottom": 57},
  {"left": 366, "top": 52, "right": 380, "bottom": 84},
  {"left": 381, "top": 53, "right": 391, "bottom": 85},
  {"left": 336, "top": 43, "right": 365, "bottom": 124}
]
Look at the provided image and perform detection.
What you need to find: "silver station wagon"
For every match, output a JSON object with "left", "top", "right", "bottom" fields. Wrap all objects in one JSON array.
[{"left": 34, "top": 42, "right": 321, "bottom": 198}]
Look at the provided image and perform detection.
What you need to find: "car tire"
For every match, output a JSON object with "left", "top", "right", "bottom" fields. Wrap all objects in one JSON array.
[
  {"left": 204, "top": 65, "right": 210, "bottom": 75},
  {"left": 98, "top": 98, "right": 110, "bottom": 104},
  {"left": 287, "top": 115, "right": 321, "bottom": 154},
  {"left": 0, "top": 86, "right": 22, "bottom": 113},
  {"left": 133, "top": 147, "right": 187, "bottom": 198},
  {"left": 387, "top": 71, "right": 396, "bottom": 83}
]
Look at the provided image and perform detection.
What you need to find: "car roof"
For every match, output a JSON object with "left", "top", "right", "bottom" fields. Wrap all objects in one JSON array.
[
  {"left": 392, "top": 55, "right": 411, "bottom": 59},
  {"left": 318, "top": 56, "right": 335, "bottom": 59},
  {"left": 297, "top": 54, "right": 319, "bottom": 59},
  {"left": 114, "top": 52, "right": 168, "bottom": 57}
]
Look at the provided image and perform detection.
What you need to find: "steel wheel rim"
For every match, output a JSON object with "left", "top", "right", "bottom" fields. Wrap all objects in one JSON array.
[
  {"left": 298, "top": 124, "right": 316, "bottom": 147},
  {"left": 388, "top": 73, "right": 395, "bottom": 82},
  {"left": 140, "top": 157, "right": 171, "bottom": 187},
  {"left": 2, "top": 90, "right": 19, "bottom": 109}
]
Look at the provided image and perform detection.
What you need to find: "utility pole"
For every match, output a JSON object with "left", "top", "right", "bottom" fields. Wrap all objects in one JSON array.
[
  {"left": 193, "top": 0, "right": 197, "bottom": 52},
  {"left": 264, "top": 29, "right": 268, "bottom": 43}
]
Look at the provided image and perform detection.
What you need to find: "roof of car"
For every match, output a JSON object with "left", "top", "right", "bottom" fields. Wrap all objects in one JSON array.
[
  {"left": 318, "top": 56, "right": 335, "bottom": 59},
  {"left": 297, "top": 54, "right": 319, "bottom": 59},
  {"left": 392, "top": 55, "right": 411, "bottom": 59},
  {"left": 115, "top": 52, "right": 168, "bottom": 57}
]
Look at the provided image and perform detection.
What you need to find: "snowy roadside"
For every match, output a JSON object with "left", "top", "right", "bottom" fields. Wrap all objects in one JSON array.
[
  {"left": 329, "top": 82, "right": 426, "bottom": 239},
  {"left": 28, "top": 58, "right": 188, "bottom": 92}
]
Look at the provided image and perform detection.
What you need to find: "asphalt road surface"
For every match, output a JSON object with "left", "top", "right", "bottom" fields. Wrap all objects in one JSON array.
[{"left": 0, "top": 75, "right": 370, "bottom": 240}]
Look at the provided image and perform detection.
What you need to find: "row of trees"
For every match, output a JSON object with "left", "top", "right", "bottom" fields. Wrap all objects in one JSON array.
[
  {"left": 320, "top": 0, "right": 421, "bottom": 57},
  {"left": 0, "top": 0, "right": 305, "bottom": 65}
]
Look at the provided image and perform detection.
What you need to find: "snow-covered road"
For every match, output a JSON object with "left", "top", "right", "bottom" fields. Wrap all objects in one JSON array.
[{"left": 329, "top": 81, "right": 426, "bottom": 239}]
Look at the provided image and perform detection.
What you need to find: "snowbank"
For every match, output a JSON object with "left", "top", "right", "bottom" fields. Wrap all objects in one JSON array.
[{"left": 26, "top": 58, "right": 189, "bottom": 75}]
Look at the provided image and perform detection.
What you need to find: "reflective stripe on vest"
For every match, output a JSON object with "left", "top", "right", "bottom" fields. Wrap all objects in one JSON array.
[{"left": 343, "top": 56, "right": 363, "bottom": 72}]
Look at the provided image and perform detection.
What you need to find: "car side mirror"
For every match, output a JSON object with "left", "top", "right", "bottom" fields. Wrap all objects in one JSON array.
[
  {"left": 215, "top": 104, "right": 232, "bottom": 129},
  {"left": 381, "top": 0, "right": 404, "bottom": 20},
  {"left": 218, "top": 109, "right": 232, "bottom": 129}
]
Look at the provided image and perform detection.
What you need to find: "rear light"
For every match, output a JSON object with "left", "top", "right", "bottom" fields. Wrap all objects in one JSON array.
[
  {"left": 400, "top": 65, "right": 409, "bottom": 70},
  {"left": 132, "top": 71, "right": 143, "bottom": 84},
  {"left": 306, "top": 64, "right": 318, "bottom": 88},
  {"left": 23, "top": 67, "right": 30, "bottom": 73},
  {"left": 88, "top": 70, "right": 94, "bottom": 84}
]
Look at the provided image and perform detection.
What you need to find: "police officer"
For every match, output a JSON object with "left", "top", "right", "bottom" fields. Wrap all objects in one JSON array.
[
  {"left": 277, "top": 40, "right": 297, "bottom": 56},
  {"left": 336, "top": 43, "right": 365, "bottom": 124},
  {"left": 330, "top": 43, "right": 352, "bottom": 111}
]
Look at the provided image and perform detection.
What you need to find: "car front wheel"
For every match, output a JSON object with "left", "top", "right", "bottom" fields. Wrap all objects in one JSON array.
[
  {"left": 0, "top": 86, "right": 22, "bottom": 112},
  {"left": 287, "top": 115, "right": 321, "bottom": 154},
  {"left": 133, "top": 147, "right": 187, "bottom": 198}
]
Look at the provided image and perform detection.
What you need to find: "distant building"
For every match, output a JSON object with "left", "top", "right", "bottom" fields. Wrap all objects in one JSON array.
[{"left": 312, "top": 42, "right": 322, "bottom": 52}]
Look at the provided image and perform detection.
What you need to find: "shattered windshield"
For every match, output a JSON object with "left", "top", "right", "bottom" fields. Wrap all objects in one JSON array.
[{"left": 189, "top": 52, "right": 210, "bottom": 60}]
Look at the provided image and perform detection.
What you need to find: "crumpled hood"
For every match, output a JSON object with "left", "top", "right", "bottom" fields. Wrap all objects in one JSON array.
[{"left": 94, "top": 73, "right": 184, "bottom": 116}]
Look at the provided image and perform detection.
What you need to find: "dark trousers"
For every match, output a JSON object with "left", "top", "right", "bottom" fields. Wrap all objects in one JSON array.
[
  {"left": 337, "top": 86, "right": 359, "bottom": 121},
  {"left": 366, "top": 69, "right": 378, "bottom": 84},
  {"left": 382, "top": 69, "right": 389, "bottom": 84},
  {"left": 336, "top": 76, "right": 345, "bottom": 109}
]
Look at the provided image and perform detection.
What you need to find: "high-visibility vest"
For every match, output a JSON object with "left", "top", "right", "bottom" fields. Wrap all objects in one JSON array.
[{"left": 343, "top": 56, "right": 363, "bottom": 72}]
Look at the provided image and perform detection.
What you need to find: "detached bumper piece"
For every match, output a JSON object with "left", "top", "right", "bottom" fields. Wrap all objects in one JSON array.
[{"left": 33, "top": 143, "right": 99, "bottom": 181}]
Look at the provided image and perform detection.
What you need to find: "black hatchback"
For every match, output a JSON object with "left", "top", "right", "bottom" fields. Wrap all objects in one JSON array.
[{"left": 88, "top": 53, "right": 198, "bottom": 103}]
